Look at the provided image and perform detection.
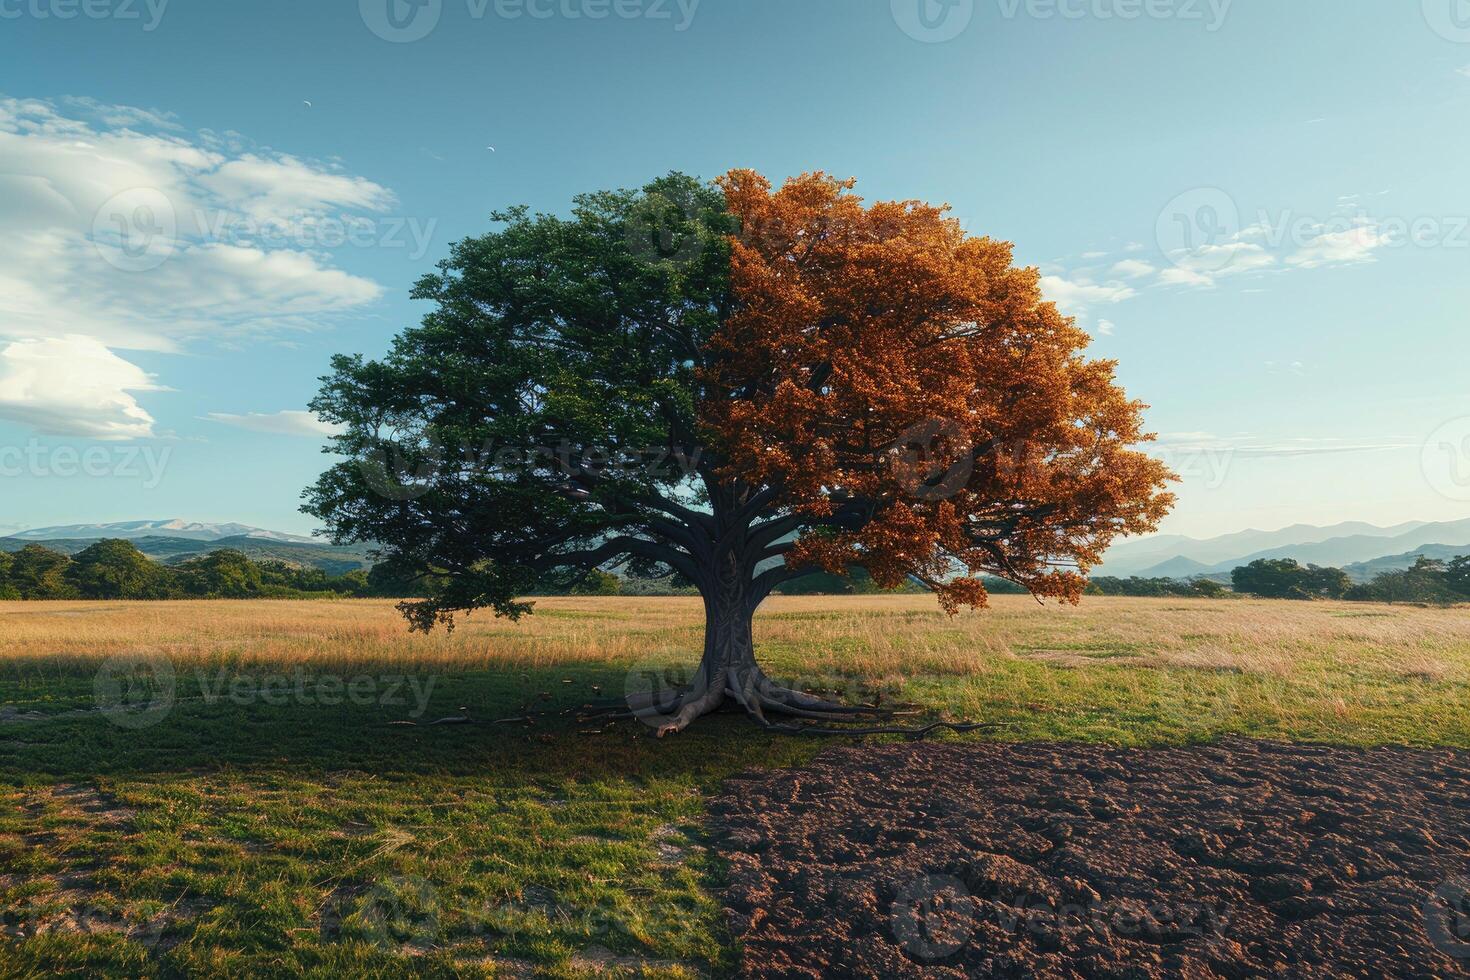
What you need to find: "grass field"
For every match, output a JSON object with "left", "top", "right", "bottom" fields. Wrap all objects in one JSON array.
[{"left": 3, "top": 595, "right": 1468, "bottom": 976}]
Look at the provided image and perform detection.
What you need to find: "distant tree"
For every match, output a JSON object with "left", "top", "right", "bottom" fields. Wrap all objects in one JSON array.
[
  {"left": 305, "top": 170, "right": 1173, "bottom": 734},
  {"left": 1232, "top": 559, "right": 1349, "bottom": 600},
  {"left": 66, "top": 539, "right": 173, "bottom": 599},
  {"left": 1441, "top": 556, "right": 1470, "bottom": 598},
  {"left": 1347, "top": 557, "right": 1467, "bottom": 604},
  {"left": 1189, "top": 578, "right": 1228, "bottom": 598},
  {"left": 8, "top": 544, "right": 77, "bottom": 599},
  {"left": 774, "top": 567, "right": 925, "bottom": 596},
  {"left": 571, "top": 569, "right": 622, "bottom": 596},
  {"left": 1084, "top": 576, "right": 1228, "bottom": 598},
  {"left": 177, "top": 549, "right": 263, "bottom": 598},
  {"left": 0, "top": 550, "right": 17, "bottom": 600}
]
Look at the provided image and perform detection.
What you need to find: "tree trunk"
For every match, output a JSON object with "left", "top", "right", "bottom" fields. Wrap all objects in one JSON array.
[{"left": 647, "top": 548, "right": 759, "bottom": 736}]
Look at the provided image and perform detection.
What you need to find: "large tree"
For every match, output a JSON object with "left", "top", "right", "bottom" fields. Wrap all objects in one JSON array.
[{"left": 305, "top": 171, "right": 1173, "bottom": 734}]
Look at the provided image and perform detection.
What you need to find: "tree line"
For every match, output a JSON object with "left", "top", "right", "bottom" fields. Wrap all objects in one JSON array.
[
  {"left": 1231, "top": 556, "right": 1470, "bottom": 603},
  {"left": 4, "top": 539, "right": 1466, "bottom": 605},
  {"left": 1087, "top": 556, "right": 1470, "bottom": 604},
  {"left": 0, "top": 541, "right": 378, "bottom": 600},
  {"left": 0, "top": 540, "right": 632, "bottom": 601}
]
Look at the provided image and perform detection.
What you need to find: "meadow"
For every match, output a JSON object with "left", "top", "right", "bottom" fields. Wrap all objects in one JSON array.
[{"left": 2, "top": 595, "right": 1468, "bottom": 976}]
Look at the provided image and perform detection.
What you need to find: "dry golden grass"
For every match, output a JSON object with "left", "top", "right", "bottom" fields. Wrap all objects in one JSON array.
[{"left": 3, "top": 594, "right": 1469, "bottom": 683}]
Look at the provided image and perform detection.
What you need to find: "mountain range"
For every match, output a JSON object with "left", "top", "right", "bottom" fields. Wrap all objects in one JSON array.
[
  {"left": 1101, "top": 519, "right": 1470, "bottom": 581},
  {"left": 5, "top": 520, "right": 320, "bottom": 544},
  {"left": 1, "top": 521, "right": 373, "bottom": 575}
]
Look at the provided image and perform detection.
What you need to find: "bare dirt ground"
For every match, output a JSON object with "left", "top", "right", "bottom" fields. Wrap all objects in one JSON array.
[{"left": 711, "top": 738, "right": 1470, "bottom": 979}]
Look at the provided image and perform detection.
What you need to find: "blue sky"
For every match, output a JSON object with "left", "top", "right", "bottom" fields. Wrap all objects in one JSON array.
[{"left": 1, "top": 0, "right": 1468, "bottom": 540}]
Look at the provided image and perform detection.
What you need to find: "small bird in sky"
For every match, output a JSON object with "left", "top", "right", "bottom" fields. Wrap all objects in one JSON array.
[{"left": 303, "top": 100, "right": 313, "bottom": 108}]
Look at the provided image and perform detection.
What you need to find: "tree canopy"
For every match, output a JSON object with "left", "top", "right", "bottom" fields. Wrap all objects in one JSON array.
[{"left": 305, "top": 170, "right": 1175, "bottom": 734}]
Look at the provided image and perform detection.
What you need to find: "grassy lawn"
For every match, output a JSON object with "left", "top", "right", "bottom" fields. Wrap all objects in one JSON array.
[{"left": 2, "top": 595, "right": 1468, "bottom": 976}]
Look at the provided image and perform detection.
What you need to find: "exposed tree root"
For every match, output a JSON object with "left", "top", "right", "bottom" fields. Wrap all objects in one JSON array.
[{"left": 389, "top": 658, "right": 996, "bottom": 741}]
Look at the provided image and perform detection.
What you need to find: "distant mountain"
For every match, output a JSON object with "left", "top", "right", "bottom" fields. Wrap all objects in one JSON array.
[
  {"left": 1120, "top": 518, "right": 1470, "bottom": 580},
  {"left": 5, "top": 520, "right": 320, "bottom": 544},
  {"left": 1342, "top": 544, "right": 1470, "bottom": 583},
  {"left": 1102, "top": 520, "right": 1429, "bottom": 577},
  {"left": 0, "top": 531, "right": 374, "bottom": 575},
  {"left": 1127, "top": 556, "right": 1213, "bottom": 580}
]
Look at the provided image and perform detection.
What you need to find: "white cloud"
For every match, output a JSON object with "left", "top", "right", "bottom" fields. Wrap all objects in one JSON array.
[
  {"left": 0, "top": 336, "right": 160, "bottom": 439},
  {"left": 1039, "top": 275, "right": 1136, "bottom": 316},
  {"left": 1097, "top": 319, "right": 1116, "bottom": 336},
  {"left": 0, "top": 95, "right": 390, "bottom": 354},
  {"left": 0, "top": 95, "right": 396, "bottom": 438},
  {"left": 197, "top": 153, "right": 395, "bottom": 223},
  {"left": 1110, "top": 259, "right": 1156, "bottom": 279},
  {"left": 205, "top": 410, "right": 342, "bottom": 437},
  {"left": 1286, "top": 222, "right": 1387, "bottom": 269},
  {"left": 1157, "top": 240, "right": 1275, "bottom": 289},
  {"left": 1156, "top": 267, "right": 1216, "bottom": 288},
  {"left": 1458, "top": 65, "right": 1470, "bottom": 78}
]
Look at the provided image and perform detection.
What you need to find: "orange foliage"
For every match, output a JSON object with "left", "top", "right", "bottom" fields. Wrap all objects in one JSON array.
[{"left": 704, "top": 170, "right": 1175, "bottom": 612}]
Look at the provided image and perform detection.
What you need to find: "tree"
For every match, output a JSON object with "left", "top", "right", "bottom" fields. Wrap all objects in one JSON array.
[
  {"left": 1231, "top": 558, "right": 1349, "bottom": 600},
  {"left": 176, "top": 549, "right": 263, "bottom": 598},
  {"left": 1441, "top": 556, "right": 1470, "bottom": 598},
  {"left": 0, "top": 550, "right": 17, "bottom": 600},
  {"left": 305, "top": 171, "right": 1173, "bottom": 734},
  {"left": 8, "top": 544, "right": 77, "bottom": 599},
  {"left": 66, "top": 539, "right": 172, "bottom": 599}
]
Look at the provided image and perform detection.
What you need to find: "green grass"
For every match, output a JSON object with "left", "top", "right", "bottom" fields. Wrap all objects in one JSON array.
[{"left": 2, "top": 595, "right": 1468, "bottom": 976}]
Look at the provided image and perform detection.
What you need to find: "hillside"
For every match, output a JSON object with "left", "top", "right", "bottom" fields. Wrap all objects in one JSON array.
[
  {"left": 1342, "top": 544, "right": 1470, "bottom": 583},
  {"left": 0, "top": 534, "right": 375, "bottom": 575},
  {"left": 1118, "top": 518, "right": 1470, "bottom": 579}
]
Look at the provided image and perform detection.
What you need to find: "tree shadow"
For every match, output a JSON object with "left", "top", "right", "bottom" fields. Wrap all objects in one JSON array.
[{"left": 0, "top": 660, "right": 822, "bottom": 786}]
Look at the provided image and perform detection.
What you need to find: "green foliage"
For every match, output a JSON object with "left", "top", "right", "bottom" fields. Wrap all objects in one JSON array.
[
  {"left": 303, "top": 173, "right": 736, "bottom": 628},
  {"left": 1086, "top": 576, "right": 1228, "bottom": 598},
  {"left": 0, "top": 550, "right": 16, "bottom": 600},
  {"left": 0, "top": 542, "right": 629, "bottom": 602},
  {"left": 571, "top": 569, "right": 622, "bottom": 596},
  {"left": 64, "top": 539, "right": 171, "bottom": 599},
  {"left": 1231, "top": 559, "right": 1350, "bottom": 600},
  {"left": 7, "top": 543, "right": 78, "bottom": 599},
  {"left": 1346, "top": 556, "right": 1470, "bottom": 604}
]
